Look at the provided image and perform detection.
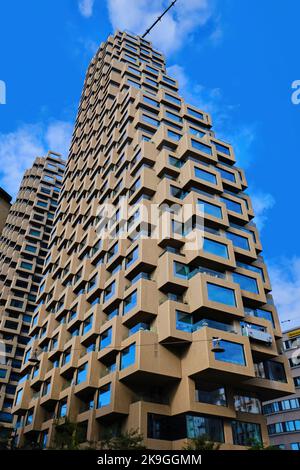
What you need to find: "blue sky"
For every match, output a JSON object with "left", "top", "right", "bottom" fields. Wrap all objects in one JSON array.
[{"left": 0, "top": 0, "right": 300, "bottom": 328}]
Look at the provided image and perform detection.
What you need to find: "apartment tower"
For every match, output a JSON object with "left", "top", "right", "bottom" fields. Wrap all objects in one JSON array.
[
  {"left": 263, "top": 326, "right": 300, "bottom": 450},
  {"left": 0, "top": 152, "right": 65, "bottom": 436},
  {"left": 12, "top": 32, "right": 294, "bottom": 450}
]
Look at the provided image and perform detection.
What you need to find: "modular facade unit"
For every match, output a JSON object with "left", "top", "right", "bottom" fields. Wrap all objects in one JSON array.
[
  {"left": 0, "top": 187, "right": 12, "bottom": 236},
  {"left": 12, "top": 31, "right": 294, "bottom": 450}
]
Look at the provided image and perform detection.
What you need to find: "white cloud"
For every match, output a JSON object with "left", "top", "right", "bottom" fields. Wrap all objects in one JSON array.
[
  {"left": 78, "top": 0, "right": 95, "bottom": 18},
  {"left": 107, "top": 0, "right": 216, "bottom": 54},
  {"left": 269, "top": 257, "right": 300, "bottom": 330},
  {"left": 250, "top": 191, "right": 275, "bottom": 231},
  {"left": 0, "top": 121, "right": 72, "bottom": 198}
]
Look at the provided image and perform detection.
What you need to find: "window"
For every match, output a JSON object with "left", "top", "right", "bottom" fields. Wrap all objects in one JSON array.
[
  {"left": 227, "top": 232, "right": 249, "bottom": 250},
  {"left": 263, "top": 398, "right": 300, "bottom": 414},
  {"left": 15, "top": 388, "right": 23, "bottom": 405},
  {"left": 268, "top": 420, "right": 300, "bottom": 435},
  {"left": 165, "top": 93, "right": 180, "bottom": 105},
  {"left": 187, "top": 108, "right": 204, "bottom": 120},
  {"left": 232, "top": 272, "right": 259, "bottom": 294},
  {"left": 104, "top": 281, "right": 115, "bottom": 302},
  {"left": 98, "top": 383, "right": 111, "bottom": 408},
  {"left": 0, "top": 368, "right": 6, "bottom": 379},
  {"left": 219, "top": 167, "right": 236, "bottom": 182},
  {"left": 143, "top": 95, "right": 159, "bottom": 107},
  {"left": 100, "top": 327, "right": 112, "bottom": 350},
  {"left": 62, "top": 349, "right": 71, "bottom": 366},
  {"left": 123, "top": 290, "right": 137, "bottom": 315},
  {"left": 214, "top": 142, "right": 231, "bottom": 155},
  {"left": 194, "top": 167, "right": 217, "bottom": 184},
  {"left": 214, "top": 340, "right": 246, "bottom": 366},
  {"left": 221, "top": 197, "right": 242, "bottom": 214},
  {"left": 186, "top": 415, "right": 224, "bottom": 442},
  {"left": 166, "top": 110, "right": 182, "bottom": 122},
  {"left": 0, "top": 412, "right": 13, "bottom": 423},
  {"left": 207, "top": 283, "right": 236, "bottom": 307},
  {"left": 198, "top": 199, "right": 222, "bottom": 219},
  {"left": 294, "top": 377, "right": 300, "bottom": 387},
  {"left": 189, "top": 127, "right": 205, "bottom": 138},
  {"left": 234, "top": 395, "right": 261, "bottom": 414},
  {"left": 58, "top": 399, "right": 67, "bottom": 418},
  {"left": 120, "top": 343, "right": 136, "bottom": 370},
  {"left": 142, "top": 114, "right": 159, "bottom": 127},
  {"left": 191, "top": 139, "right": 212, "bottom": 155},
  {"left": 126, "top": 246, "right": 139, "bottom": 269},
  {"left": 258, "top": 360, "right": 287, "bottom": 383},
  {"left": 244, "top": 307, "right": 274, "bottom": 327},
  {"left": 26, "top": 409, "right": 34, "bottom": 425},
  {"left": 25, "top": 244, "right": 37, "bottom": 253},
  {"left": 20, "top": 261, "right": 33, "bottom": 270},
  {"left": 83, "top": 315, "right": 93, "bottom": 335},
  {"left": 174, "top": 261, "right": 189, "bottom": 280},
  {"left": 203, "top": 238, "right": 228, "bottom": 259},
  {"left": 42, "top": 380, "right": 51, "bottom": 396},
  {"left": 167, "top": 130, "right": 181, "bottom": 141},
  {"left": 291, "top": 443, "right": 300, "bottom": 450},
  {"left": 195, "top": 383, "right": 227, "bottom": 407},
  {"left": 76, "top": 363, "right": 88, "bottom": 385},
  {"left": 231, "top": 421, "right": 262, "bottom": 446}
]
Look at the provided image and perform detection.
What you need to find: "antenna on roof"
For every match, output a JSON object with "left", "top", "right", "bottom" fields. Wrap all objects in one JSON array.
[{"left": 142, "top": 0, "right": 178, "bottom": 39}]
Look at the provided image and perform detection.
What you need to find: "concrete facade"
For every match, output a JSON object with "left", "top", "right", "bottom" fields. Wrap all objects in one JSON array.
[{"left": 12, "top": 31, "right": 294, "bottom": 450}]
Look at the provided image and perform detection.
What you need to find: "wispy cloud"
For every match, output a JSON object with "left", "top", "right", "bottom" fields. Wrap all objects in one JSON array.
[
  {"left": 78, "top": 0, "right": 95, "bottom": 18},
  {"left": 0, "top": 121, "right": 72, "bottom": 198},
  {"left": 107, "top": 0, "right": 218, "bottom": 55},
  {"left": 250, "top": 191, "right": 275, "bottom": 231},
  {"left": 269, "top": 257, "right": 300, "bottom": 330}
]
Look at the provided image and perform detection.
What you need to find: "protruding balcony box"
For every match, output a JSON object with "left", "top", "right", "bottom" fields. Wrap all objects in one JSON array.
[
  {"left": 157, "top": 300, "right": 192, "bottom": 344},
  {"left": 226, "top": 227, "right": 257, "bottom": 262},
  {"left": 105, "top": 238, "right": 129, "bottom": 272},
  {"left": 124, "top": 238, "right": 159, "bottom": 278},
  {"left": 39, "top": 368, "right": 63, "bottom": 406},
  {"left": 184, "top": 192, "right": 230, "bottom": 230},
  {"left": 29, "top": 304, "right": 48, "bottom": 337},
  {"left": 180, "top": 160, "right": 223, "bottom": 195},
  {"left": 128, "top": 167, "right": 158, "bottom": 204},
  {"left": 121, "top": 278, "right": 158, "bottom": 328},
  {"left": 220, "top": 193, "right": 250, "bottom": 225},
  {"left": 127, "top": 401, "right": 172, "bottom": 451},
  {"left": 155, "top": 149, "right": 182, "bottom": 179},
  {"left": 231, "top": 266, "right": 267, "bottom": 307},
  {"left": 30, "top": 352, "right": 49, "bottom": 387},
  {"left": 181, "top": 102, "right": 212, "bottom": 127},
  {"left": 150, "top": 125, "right": 181, "bottom": 152},
  {"left": 211, "top": 138, "right": 235, "bottom": 165},
  {"left": 74, "top": 352, "right": 100, "bottom": 398},
  {"left": 170, "top": 376, "right": 237, "bottom": 419},
  {"left": 129, "top": 140, "right": 157, "bottom": 176},
  {"left": 187, "top": 273, "right": 245, "bottom": 321},
  {"left": 12, "top": 378, "right": 32, "bottom": 414},
  {"left": 176, "top": 134, "right": 218, "bottom": 165},
  {"left": 155, "top": 178, "right": 184, "bottom": 210},
  {"left": 119, "top": 330, "right": 181, "bottom": 384},
  {"left": 80, "top": 304, "right": 103, "bottom": 346},
  {"left": 157, "top": 251, "right": 188, "bottom": 293},
  {"left": 240, "top": 319, "right": 278, "bottom": 360},
  {"left": 37, "top": 315, "right": 58, "bottom": 349},
  {"left": 245, "top": 356, "right": 295, "bottom": 400},
  {"left": 182, "top": 326, "right": 255, "bottom": 383},
  {"left": 66, "top": 295, "right": 90, "bottom": 331},
  {"left": 98, "top": 315, "right": 123, "bottom": 361},
  {"left": 47, "top": 324, "right": 69, "bottom": 361},
  {"left": 102, "top": 271, "right": 126, "bottom": 313},
  {"left": 184, "top": 230, "right": 236, "bottom": 271},
  {"left": 95, "top": 374, "right": 132, "bottom": 419},
  {"left": 216, "top": 163, "right": 243, "bottom": 192},
  {"left": 60, "top": 336, "right": 84, "bottom": 378},
  {"left": 22, "top": 398, "right": 43, "bottom": 434}
]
